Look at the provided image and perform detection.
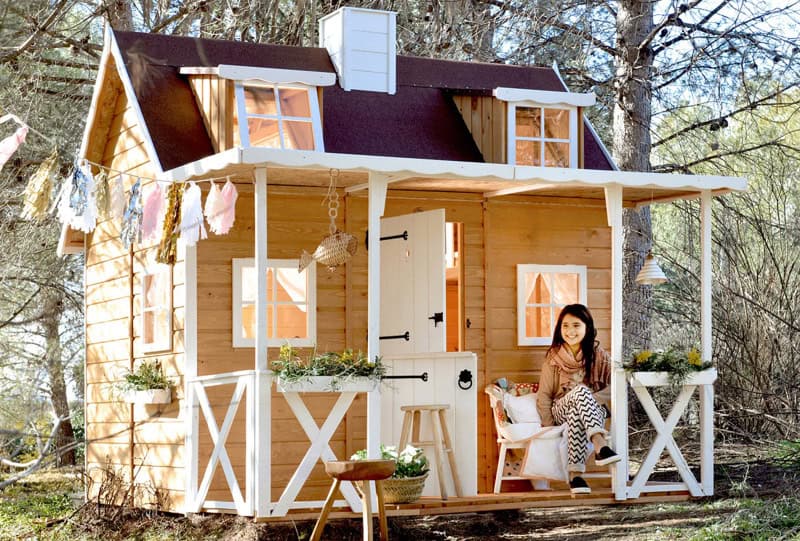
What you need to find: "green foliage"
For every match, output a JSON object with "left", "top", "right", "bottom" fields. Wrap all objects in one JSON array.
[
  {"left": 271, "top": 345, "right": 385, "bottom": 386},
  {"left": 624, "top": 346, "right": 713, "bottom": 386},
  {"left": 686, "top": 497, "right": 800, "bottom": 540},
  {"left": 0, "top": 471, "right": 78, "bottom": 541},
  {"left": 351, "top": 444, "right": 430, "bottom": 479},
  {"left": 120, "top": 361, "right": 173, "bottom": 392}
]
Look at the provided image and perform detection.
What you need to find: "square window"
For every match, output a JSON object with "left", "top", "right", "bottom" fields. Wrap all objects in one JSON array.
[
  {"left": 510, "top": 105, "right": 575, "bottom": 167},
  {"left": 232, "top": 258, "right": 316, "bottom": 348},
  {"left": 517, "top": 264, "right": 587, "bottom": 346}
]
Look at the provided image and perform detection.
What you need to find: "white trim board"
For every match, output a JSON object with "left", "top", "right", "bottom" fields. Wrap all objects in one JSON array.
[
  {"left": 494, "top": 87, "right": 596, "bottom": 107},
  {"left": 180, "top": 65, "right": 336, "bottom": 87}
]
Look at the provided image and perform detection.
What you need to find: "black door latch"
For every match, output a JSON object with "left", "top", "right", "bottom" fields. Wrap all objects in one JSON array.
[{"left": 428, "top": 312, "right": 444, "bottom": 327}]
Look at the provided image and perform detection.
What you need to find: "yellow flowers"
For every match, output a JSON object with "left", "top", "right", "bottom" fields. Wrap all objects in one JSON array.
[
  {"left": 687, "top": 348, "right": 703, "bottom": 367},
  {"left": 635, "top": 350, "right": 654, "bottom": 364}
]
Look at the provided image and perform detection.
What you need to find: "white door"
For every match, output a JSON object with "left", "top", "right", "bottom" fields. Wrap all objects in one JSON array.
[{"left": 379, "top": 209, "right": 446, "bottom": 356}]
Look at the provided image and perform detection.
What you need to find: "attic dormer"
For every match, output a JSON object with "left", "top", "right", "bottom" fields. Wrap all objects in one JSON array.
[{"left": 181, "top": 65, "right": 335, "bottom": 152}]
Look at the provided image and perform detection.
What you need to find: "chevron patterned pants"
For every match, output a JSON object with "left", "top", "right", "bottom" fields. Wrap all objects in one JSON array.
[{"left": 552, "top": 385, "right": 607, "bottom": 473}]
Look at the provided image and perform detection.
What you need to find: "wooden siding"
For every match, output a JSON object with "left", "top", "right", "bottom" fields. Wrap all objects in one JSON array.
[
  {"left": 84, "top": 86, "right": 187, "bottom": 512},
  {"left": 452, "top": 95, "right": 506, "bottom": 164},
  {"left": 187, "top": 75, "right": 234, "bottom": 152}
]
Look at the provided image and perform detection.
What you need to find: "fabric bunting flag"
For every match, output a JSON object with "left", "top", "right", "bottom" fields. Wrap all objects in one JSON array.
[
  {"left": 57, "top": 162, "right": 96, "bottom": 233},
  {"left": 120, "top": 178, "right": 143, "bottom": 248},
  {"left": 0, "top": 125, "right": 28, "bottom": 170},
  {"left": 157, "top": 183, "right": 184, "bottom": 265},
  {"left": 216, "top": 180, "right": 238, "bottom": 235},
  {"left": 203, "top": 181, "right": 222, "bottom": 232},
  {"left": 109, "top": 175, "right": 125, "bottom": 221},
  {"left": 179, "top": 182, "right": 207, "bottom": 247},
  {"left": 93, "top": 171, "right": 109, "bottom": 221},
  {"left": 141, "top": 182, "right": 165, "bottom": 242},
  {"left": 20, "top": 149, "right": 58, "bottom": 222}
]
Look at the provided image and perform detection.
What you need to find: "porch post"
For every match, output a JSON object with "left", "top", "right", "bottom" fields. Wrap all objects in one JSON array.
[
  {"left": 254, "top": 167, "right": 271, "bottom": 516},
  {"left": 700, "top": 190, "right": 714, "bottom": 495},
  {"left": 367, "top": 173, "right": 389, "bottom": 461},
  {"left": 605, "top": 184, "right": 628, "bottom": 500},
  {"left": 183, "top": 242, "right": 199, "bottom": 513}
]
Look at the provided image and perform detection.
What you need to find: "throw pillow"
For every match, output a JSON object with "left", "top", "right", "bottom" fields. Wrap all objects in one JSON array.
[{"left": 505, "top": 393, "right": 541, "bottom": 424}]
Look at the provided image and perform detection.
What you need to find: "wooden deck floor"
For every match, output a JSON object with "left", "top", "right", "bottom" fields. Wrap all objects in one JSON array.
[{"left": 255, "top": 487, "right": 692, "bottom": 523}]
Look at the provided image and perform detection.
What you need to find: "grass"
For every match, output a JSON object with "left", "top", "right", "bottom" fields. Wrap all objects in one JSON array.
[{"left": 0, "top": 469, "right": 80, "bottom": 541}]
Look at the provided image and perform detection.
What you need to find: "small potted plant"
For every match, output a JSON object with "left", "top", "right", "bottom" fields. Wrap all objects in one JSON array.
[
  {"left": 272, "top": 345, "right": 385, "bottom": 392},
  {"left": 351, "top": 444, "right": 430, "bottom": 504},
  {"left": 624, "top": 346, "right": 716, "bottom": 387},
  {"left": 119, "top": 360, "right": 174, "bottom": 404}
]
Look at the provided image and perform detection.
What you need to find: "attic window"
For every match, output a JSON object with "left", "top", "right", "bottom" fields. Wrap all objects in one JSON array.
[
  {"left": 517, "top": 264, "right": 587, "bottom": 346},
  {"left": 234, "top": 82, "right": 324, "bottom": 151},
  {"left": 495, "top": 88, "right": 595, "bottom": 168}
]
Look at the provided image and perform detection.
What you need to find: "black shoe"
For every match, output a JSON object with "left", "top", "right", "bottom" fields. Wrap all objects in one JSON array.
[
  {"left": 569, "top": 476, "right": 591, "bottom": 495},
  {"left": 595, "top": 446, "right": 622, "bottom": 466}
]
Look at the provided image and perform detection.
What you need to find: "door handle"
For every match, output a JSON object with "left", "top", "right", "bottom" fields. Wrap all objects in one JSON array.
[{"left": 428, "top": 312, "right": 444, "bottom": 327}]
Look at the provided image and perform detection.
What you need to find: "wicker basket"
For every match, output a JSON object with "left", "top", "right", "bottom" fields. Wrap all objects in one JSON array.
[{"left": 380, "top": 473, "right": 428, "bottom": 504}]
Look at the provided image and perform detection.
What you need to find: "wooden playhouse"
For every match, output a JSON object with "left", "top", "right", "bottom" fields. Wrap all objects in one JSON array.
[{"left": 72, "top": 7, "right": 746, "bottom": 519}]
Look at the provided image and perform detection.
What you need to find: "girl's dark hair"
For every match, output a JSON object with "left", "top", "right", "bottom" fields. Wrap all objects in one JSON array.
[{"left": 547, "top": 304, "right": 598, "bottom": 384}]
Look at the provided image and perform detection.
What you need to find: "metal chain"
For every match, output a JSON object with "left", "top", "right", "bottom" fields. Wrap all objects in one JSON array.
[{"left": 326, "top": 168, "right": 340, "bottom": 235}]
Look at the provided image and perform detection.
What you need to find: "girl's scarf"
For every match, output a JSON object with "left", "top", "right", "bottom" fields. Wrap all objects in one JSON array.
[{"left": 548, "top": 344, "right": 610, "bottom": 392}]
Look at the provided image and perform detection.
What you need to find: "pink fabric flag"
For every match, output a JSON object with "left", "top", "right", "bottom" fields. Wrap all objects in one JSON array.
[
  {"left": 216, "top": 180, "right": 238, "bottom": 235},
  {"left": 141, "top": 183, "right": 165, "bottom": 241},
  {"left": 0, "top": 126, "right": 28, "bottom": 169}
]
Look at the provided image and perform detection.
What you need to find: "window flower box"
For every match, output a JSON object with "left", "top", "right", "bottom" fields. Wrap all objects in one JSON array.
[
  {"left": 276, "top": 376, "right": 379, "bottom": 393},
  {"left": 271, "top": 346, "right": 384, "bottom": 393},
  {"left": 123, "top": 388, "right": 172, "bottom": 404},
  {"left": 628, "top": 367, "right": 718, "bottom": 388}
]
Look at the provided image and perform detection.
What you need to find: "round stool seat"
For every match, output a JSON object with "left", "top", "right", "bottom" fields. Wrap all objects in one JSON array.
[{"left": 325, "top": 459, "right": 396, "bottom": 481}]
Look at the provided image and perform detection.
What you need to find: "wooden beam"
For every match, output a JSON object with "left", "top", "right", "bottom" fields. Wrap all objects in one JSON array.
[
  {"left": 634, "top": 188, "right": 732, "bottom": 209},
  {"left": 483, "top": 183, "right": 560, "bottom": 198}
]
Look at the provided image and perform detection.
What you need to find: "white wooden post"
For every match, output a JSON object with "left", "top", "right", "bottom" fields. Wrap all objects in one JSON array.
[
  {"left": 183, "top": 242, "right": 199, "bottom": 513},
  {"left": 605, "top": 184, "right": 627, "bottom": 500},
  {"left": 254, "top": 168, "right": 271, "bottom": 516},
  {"left": 367, "top": 173, "right": 388, "bottom": 461},
  {"left": 700, "top": 190, "right": 714, "bottom": 495}
]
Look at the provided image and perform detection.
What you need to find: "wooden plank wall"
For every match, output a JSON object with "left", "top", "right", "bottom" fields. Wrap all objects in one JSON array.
[
  {"left": 187, "top": 75, "right": 234, "bottom": 152},
  {"left": 452, "top": 95, "right": 506, "bottom": 164},
  {"left": 84, "top": 89, "right": 188, "bottom": 512},
  {"left": 483, "top": 195, "right": 611, "bottom": 486}
]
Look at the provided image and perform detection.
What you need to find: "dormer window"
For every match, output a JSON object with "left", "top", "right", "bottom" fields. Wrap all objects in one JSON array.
[
  {"left": 180, "top": 64, "right": 336, "bottom": 152},
  {"left": 494, "top": 88, "right": 595, "bottom": 168}
]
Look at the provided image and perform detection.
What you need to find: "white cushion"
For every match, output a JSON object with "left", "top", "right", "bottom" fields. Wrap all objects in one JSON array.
[
  {"left": 498, "top": 421, "right": 542, "bottom": 442},
  {"left": 505, "top": 393, "right": 542, "bottom": 424}
]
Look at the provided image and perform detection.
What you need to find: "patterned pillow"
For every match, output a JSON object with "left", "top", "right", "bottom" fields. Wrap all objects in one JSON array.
[{"left": 491, "top": 379, "right": 540, "bottom": 426}]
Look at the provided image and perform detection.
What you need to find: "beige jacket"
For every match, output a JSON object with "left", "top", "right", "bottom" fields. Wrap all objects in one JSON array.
[{"left": 536, "top": 348, "right": 611, "bottom": 427}]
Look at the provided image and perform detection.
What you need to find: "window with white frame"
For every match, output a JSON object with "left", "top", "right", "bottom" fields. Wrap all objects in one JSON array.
[
  {"left": 234, "top": 82, "right": 324, "bottom": 151},
  {"left": 141, "top": 264, "right": 173, "bottom": 352},
  {"left": 232, "top": 258, "right": 316, "bottom": 347},
  {"left": 517, "top": 264, "right": 587, "bottom": 346}
]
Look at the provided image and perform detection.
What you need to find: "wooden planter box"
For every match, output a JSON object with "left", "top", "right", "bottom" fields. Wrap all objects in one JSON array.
[
  {"left": 628, "top": 367, "right": 718, "bottom": 388},
  {"left": 123, "top": 388, "right": 172, "bottom": 404},
  {"left": 275, "top": 376, "right": 380, "bottom": 393}
]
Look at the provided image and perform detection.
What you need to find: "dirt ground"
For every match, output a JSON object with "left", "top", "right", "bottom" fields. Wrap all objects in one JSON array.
[{"left": 62, "top": 447, "right": 800, "bottom": 541}]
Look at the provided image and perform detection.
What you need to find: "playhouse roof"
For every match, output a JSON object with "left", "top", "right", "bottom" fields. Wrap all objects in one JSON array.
[{"left": 110, "top": 30, "right": 615, "bottom": 172}]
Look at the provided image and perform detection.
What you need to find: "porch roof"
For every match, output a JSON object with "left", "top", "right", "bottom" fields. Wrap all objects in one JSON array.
[{"left": 164, "top": 146, "right": 747, "bottom": 207}]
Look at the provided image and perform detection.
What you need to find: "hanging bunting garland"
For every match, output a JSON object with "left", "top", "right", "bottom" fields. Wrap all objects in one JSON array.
[
  {"left": 217, "top": 179, "right": 238, "bottom": 235},
  {"left": 0, "top": 125, "right": 28, "bottom": 170},
  {"left": 120, "top": 178, "right": 143, "bottom": 248},
  {"left": 109, "top": 174, "right": 125, "bottom": 221},
  {"left": 141, "top": 183, "right": 165, "bottom": 242},
  {"left": 20, "top": 149, "right": 58, "bottom": 222},
  {"left": 203, "top": 181, "right": 222, "bottom": 232},
  {"left": 157, "top": 183, "right": 184, "bottom": 265},
  {"left": 93, "top": 170, "right": 109, "bottom": 221},
  {"left": 179, "top": 182, "right": 207, "bottom": 247},
  {"left": 70, "top": 162, "right": 97, "bottom": 233}
]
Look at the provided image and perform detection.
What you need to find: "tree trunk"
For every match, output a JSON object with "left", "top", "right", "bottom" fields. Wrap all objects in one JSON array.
[
  {"left": 42, "top": 289, "right": 76, "bottom": 466},
  {"left": 105, "top": 0, "right": 134, "bottom": 31},
  {"left": 613, "top": 0, "right": 655, "bottom": 356}
]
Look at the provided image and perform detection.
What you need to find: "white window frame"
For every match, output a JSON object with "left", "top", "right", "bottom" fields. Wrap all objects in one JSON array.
[
  {"left": 506, "top": 103, "right": 579, "bottom": 168},
  {"left": 517, "top": 264, "right": 587, "bottom": 346},
  {"left": 232, "top": 258, "right": 317, "bottom": 348},
  {"left": 141, "top": 263, "right": 173, "bottom": 353},
  {"left": 233, "top": 81, "right": 325, "bottom": 151}
]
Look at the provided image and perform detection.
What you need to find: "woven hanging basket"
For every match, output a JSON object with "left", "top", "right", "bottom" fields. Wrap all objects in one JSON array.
[{"left": 378, "top": 473, "right": 428, "bottom": 504}]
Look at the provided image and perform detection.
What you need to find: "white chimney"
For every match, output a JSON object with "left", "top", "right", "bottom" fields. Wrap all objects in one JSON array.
[{"left": 319, "top": 7, "right": 397, "bottom": 95}]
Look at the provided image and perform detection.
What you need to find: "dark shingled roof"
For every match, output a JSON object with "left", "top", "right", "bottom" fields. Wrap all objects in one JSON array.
[{"left": 111, "top": 31, "right": 613, "bottom": 172}]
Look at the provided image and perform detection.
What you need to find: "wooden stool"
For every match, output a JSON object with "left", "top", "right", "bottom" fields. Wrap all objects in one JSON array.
[
  {"left": 398, "top": 404, "right": 462, "bottom": 500},
  {"left": 311, "top": 459, "right": 396, "bottom": 541}
]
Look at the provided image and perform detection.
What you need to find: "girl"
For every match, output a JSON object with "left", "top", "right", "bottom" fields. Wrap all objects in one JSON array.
[{"left": 536, "top": 303, "right": 621, "bottom": 495}]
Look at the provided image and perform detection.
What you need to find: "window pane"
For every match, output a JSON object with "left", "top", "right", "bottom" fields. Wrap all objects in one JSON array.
[
  {"left": 143, "top": 310, "right": 155, "bottom": 344},
  {"left": 524, "top": 272, "right": 551, "bottom": 304},
  {"left": 241, "top": 266, "right": 256, "bottom": 303},
  {"left": 282, "top": 121, "right": 315, "bottom": 150},
  {"left": 279, "top": 88, "right": 311, "bottom": 117},
  {"left": 276, "top": 304, "right": 308, "bottom": 338},
  {"left": 515, "top": 141, "right": 540, "bottom": 166},
  {"left": 244, "top": 87, "right": 277, "bottom": 115},
  {"left": 544, "top": 142, "right": 570, "bottom": 168},
  {"left": 543, "top": 108, "right": 570, "bottom": 139},
  {"left": 525, "top": 306, "right": 551, "bottom": 338},
  {"left": 552, "top": 273, "right": 580, "bottom": 304},
  {"left": 242, "top": 304, "right": 255, "bottom": 339},
  {"left": 248, "top": 118, "right": 281, "bottom": 148},
  {"left": 143, "top": 274, "right": 156, "bottom": 309},
  {"left": 266, "top": 268, "right": 274, "bottom": 301},
  {"left": 275, "top": 268, "right": 308, "bottom": 308},
  {"left": 516, "top": 107, "right": 540, "bottom": 137}
]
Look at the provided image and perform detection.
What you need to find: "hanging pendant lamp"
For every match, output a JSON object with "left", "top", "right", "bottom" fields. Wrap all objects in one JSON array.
[{"left": 635, "top": 251, "right": 668, "bottom": 285}]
